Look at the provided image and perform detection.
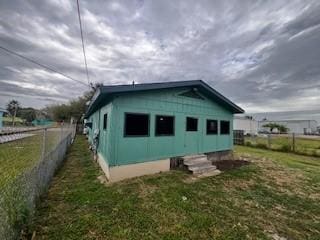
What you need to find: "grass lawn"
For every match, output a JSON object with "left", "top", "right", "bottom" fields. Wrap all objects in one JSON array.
[
  {"left": 0, "top": 129, "right": 62, "bottom": 187},
  {"left": 3, "top": 116, "right": 24, "bottom": 123},
  {"left": 28, "top": 136, "right": 320, "bottom": 239},
  {"left": 245, "top": 135, "right": 320, "bottom": 156},
  {"left": 3, "top": 116, "right": 25, "bottom": 126}
]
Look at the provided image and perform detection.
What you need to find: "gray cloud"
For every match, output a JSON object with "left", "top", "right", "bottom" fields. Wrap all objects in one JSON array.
[{"left": 0, "top": 0, "right": 319, "bottom": 112}]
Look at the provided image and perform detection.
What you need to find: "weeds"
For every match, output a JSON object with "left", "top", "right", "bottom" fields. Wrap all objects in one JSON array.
[{"left": 26, "top": 136, "right": 320, "bottom": 240}]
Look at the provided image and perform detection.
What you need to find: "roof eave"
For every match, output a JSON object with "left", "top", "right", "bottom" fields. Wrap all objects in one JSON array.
[
  {"left": 85, "top": 88, "right": 101, "bottom": 118},
  {"left": 85, "top": 80, "right": 245, "bottom": 117}
]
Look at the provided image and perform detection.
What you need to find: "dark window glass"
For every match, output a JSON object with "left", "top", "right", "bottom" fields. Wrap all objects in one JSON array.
[
  {"left": 124, "top": 113, "right": 149, "bottom": 136},
  {"left": 207, "top": 119, "right": 217, "bottom": 134},
  {"left": 220, "top": 120, "right": 230, "bottom": 134},
  {"left": 155, "top": 115, "right": 174, "bottom": 136},
  {"left": 103, "top": 114, "right": 108, "bottom": 130},
  {"left": 186, "top": 117, "right": 198, "bottom": 131}
]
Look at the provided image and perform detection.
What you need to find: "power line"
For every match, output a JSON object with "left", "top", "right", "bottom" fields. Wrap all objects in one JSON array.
[
  {"left": 0, "top": 45, "right": 88, "bottom": 87},
  {"left": 76, "top": 0, "right": 91, "bottom": 86}
]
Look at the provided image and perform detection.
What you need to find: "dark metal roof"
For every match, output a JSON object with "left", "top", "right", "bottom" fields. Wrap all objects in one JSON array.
[{"left": 85, "top": 80, "right": 244, "bottom": 117}]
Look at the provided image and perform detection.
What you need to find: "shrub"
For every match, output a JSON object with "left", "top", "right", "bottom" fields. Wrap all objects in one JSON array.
[
  {"left": 245, "top": 141, "right": 252, "bottom": 147},
  {"left": 312, "top": 150, "right": 320, "bottom": 157},
  {"left": 256, "top": 143, "right": 268, "bottom": 149},
  {"left": 279, "top": 144, "right": 291, "bottom": 152}
]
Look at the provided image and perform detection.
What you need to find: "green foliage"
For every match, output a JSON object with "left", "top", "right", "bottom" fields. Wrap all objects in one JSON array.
[
  {"left": 245, "top": 135, "right": 320, "bottom": 157},
  {"left": 279, "top": 143, "right": 291, "bottom": 152},
  {"left": 45, "top": 83, "right": 103, "bottom": 122},
  {"left": 5, "top": 101, "right": 46, "bottom": 125},
  {"left": 6, "top": 99, "right": 20, "bottom": 116},
  {"left": 6, "top": 99, "right": 21, "bottom": 126},
  {"left": 278, "top": 125, "right": 289, "bottom": 133},
  {"left": 17, "top": 107, "right": 37, "bottom": 123},
  {"left": 256, "top": 143, "right": 268, "bottom": 149},
  {"left": 262, "top": 123, "right": 289, "bottom": 133},
  {"left": 3, "top": 116, "right": 23, "bottom": 123}
]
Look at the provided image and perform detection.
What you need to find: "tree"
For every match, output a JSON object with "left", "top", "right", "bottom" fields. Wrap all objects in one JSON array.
[
  {"left": 6, "top": 99, "right": 20, "bottom": 126},
  {"left": 18, "top": 107, "right": 37, "bottom": 123},
  {"left": 262, "top": 123, "right": 288, "bottom": 133},
  {"left": 277, "top": 125, "right": 289, "bottom": 133},
  {"left": 45, "top": 82, "right": 103, "bottom": 122}
]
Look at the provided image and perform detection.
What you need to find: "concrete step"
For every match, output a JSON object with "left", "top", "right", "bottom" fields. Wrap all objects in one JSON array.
[
  {"left": 184, "top": 161, "right": 212, "bottom": 168},
  {"left": 189, "top": 165, "right": 217, "bottom": 174},
  {"left": 183, "top": 154, "right": 207, "bottom": 160},
  {"left": 182, "top": 154, "right": 221, "bottom": 176},
  {"left": 183, "top": 157, "right": 209, "bottom": 166}
]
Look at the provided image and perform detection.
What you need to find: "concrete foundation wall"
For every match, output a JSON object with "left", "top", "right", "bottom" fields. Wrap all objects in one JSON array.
[
  {"left": 97, "top": 153, "right": 110, "bottom": 180},
  {"left": 206, "top": 150, "right": 233, "bottom": 162},
  {"left": 108, "top": 158, "right": 170, "bottom": 182}
]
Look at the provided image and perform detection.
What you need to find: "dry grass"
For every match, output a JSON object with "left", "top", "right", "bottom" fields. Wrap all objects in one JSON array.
[{"left": 25, "top": 137, "right": 320, "bottom": 239}]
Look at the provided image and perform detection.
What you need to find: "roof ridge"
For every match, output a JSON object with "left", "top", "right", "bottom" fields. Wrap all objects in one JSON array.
[{"left": 101, "top": 79, "right": 202, "bottom": 88}]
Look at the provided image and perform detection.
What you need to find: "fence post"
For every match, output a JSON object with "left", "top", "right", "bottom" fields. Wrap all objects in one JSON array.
[
  {"left": 60, "top": 124, "right": 63, "bottom": 141},
  {"left": 41, "top": 128, "right": 47, "bottom": 160},
  {"left": 292, "top": 133, "right": 295, "bottom": 152},
  {"left": 267, "top": 134, "right": 271, "bottom": 149}
]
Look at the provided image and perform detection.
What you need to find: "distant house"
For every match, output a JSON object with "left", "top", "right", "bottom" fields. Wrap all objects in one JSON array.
[
  {"left": 32, "top": 119, "right": 53, "bottom": 126},
  {"left": 233, "top": 115, "right": 258, "bottom": 135},
  {"left": 258, "top": 119, "right": 318, "bottom": 134},
  {"left": 85, "top": 80, "right": 244, "bottom": 182},
  {"left": 0, "top": 108, "right": 7, "bottom": 128}
]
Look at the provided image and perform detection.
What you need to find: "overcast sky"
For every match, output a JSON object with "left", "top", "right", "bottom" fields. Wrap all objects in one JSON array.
[{"left": 0, "top": 0, "right": 320, "bottom": 112}]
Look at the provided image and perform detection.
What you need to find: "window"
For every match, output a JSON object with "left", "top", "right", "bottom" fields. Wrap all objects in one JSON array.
[
  {"left": 155, "top": 115, "right": 174, "bottom": 136},
  {"left": 220, "top": 120, "right": 230, "bottom": 134},
  {"left": 103, "top": 113, "right": 108, "bottom": 130},
  {"left": 207, "top": 119, "right": 217, "bottom": 134},
  {"left": 124, "top": 113, "right": 149, "bottom": 136},
  {"left": 186, "top": 117, "right": 198, "bottom": 131}
]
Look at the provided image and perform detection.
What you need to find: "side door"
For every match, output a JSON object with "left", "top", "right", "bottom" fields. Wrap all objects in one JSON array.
[
  {"left": 99, "top": 112, "right": 108, "bottom": 152},
  {"left": 184, "top": 116, "right": 200, "bottom": 154}
]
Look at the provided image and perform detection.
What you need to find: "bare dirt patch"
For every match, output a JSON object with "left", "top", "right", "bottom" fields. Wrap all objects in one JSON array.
[{"left": 214, "top": 160, "right": 250, "bottom": 171}]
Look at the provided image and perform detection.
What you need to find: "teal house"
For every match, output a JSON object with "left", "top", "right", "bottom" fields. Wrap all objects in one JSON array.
[
  {"left": 0, "top": 108, "right": 6, "bottom": 128},
  {"left": 85, "top": 80, "right": 244, "bottom": 182},
  {"left": 32, "top": 119, "right": 53, "bottom": 126}
]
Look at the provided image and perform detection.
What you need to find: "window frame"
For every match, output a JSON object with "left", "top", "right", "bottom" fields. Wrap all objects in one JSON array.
[
  {"left": 155, "top": 114, "right": 175, "bottom": 137},
  {"left": 186, "top": 117, "right": 198, "bottom": 132},
  {"left": 206, "top": 119, "right": 218, "bottom": 135},
  {"left": 123, "top": 112, "right": 150, "bottom": 137},
  {"left": 220, "top": 120, "right": 230, "bottom": 135},
  {"left": 103, "top": 113, "right": 108, "bottom": 130}
]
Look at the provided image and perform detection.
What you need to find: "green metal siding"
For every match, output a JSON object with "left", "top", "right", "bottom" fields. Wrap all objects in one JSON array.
[
  {"left": 87, "top": 103, "right": 113, "bottom": 165},
  {"left": 0, "top": 112, "right": 3, "bottom": 128},
  {"left": 98, "top": 104, "right": 113, "bottom": 164},
  {"left": 108, "top": 88, "right": 234, "bottom": 166}
]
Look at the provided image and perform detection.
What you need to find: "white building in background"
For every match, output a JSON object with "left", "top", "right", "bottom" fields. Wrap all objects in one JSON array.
[
  {"left": 233, "top": 116, "right": 258, "bottom": 135},
  {"left": 258, "top": 119, "right": 318, "bottom": 134}
]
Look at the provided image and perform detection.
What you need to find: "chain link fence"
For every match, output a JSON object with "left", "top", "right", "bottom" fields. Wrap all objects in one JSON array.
[
  {"left": 234, "top": 132, "right": 320, "bottom": 157},
  {"left": 0, "top": 124, "right": 76, "bottom": 240}
]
